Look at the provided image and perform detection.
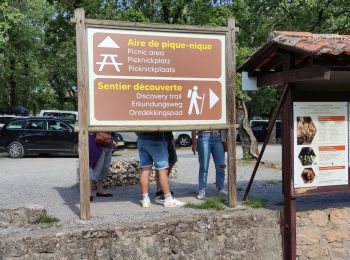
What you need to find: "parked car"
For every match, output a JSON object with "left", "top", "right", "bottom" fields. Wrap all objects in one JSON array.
[
  {"left": 0, "top": 115, "right": 16, "bottom": 128},
  {"left": 115, "top": 131, "right": 193, "bottom": 147},
  {"left": 0, "top": 106, "right": 29, "bottom": 116},
  {"left": 0, "top": 117, "right": 78, "bottom": 158},
  {"left": 39, "top": 110, "right": 78, "bottom": 127},
  {"left": 112, "top": 133, "right": 125, "bottom": 150},
  {"left": 250, "top": 119, "right": 282, "bottom": 143},
  {"left": 173, "top": 131, "right": 192, "bottom": 147}
]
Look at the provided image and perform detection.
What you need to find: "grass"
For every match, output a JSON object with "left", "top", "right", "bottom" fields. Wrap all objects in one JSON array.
[
  {"left": 40, "top": 214, "right": 60, "bottom": 224},
  {"left": 242, "top": 197, "right": 267, "bottom": 208},
  {"left": 184, "top": 198, "right": 225, "bottom": 211}
]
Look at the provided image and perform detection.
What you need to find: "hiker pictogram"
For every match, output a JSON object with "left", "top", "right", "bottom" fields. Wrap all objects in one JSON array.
[
  {"left": 96, "top": 54, "right": 123, "bottom": 72},
  {"left": 187, "top": 86, "right": 205, "bottom": 115}
]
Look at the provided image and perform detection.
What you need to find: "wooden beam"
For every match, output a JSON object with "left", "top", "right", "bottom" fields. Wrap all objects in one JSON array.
[
  {"left": 226, "top": 18, "right": 237, "bottom": 208},
  {"left": 74, "top": 8, "right": 90, "bottom": 220},
  {"left": 257, "top": 66, "right": 331, "bottom": 87},
  {"left": 70, "top": 18, "right": 229, "bottom": 34}
]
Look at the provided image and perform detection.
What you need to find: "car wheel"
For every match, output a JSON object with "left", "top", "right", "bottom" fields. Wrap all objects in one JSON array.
[
  {"left": 8, "top": 141, "right": 24, "bottom": 158},
  {"left": 178, "top": 134, "right": 191, "bottom": 147}
]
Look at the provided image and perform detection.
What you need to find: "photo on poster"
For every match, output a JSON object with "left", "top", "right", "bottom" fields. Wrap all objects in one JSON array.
[
  {"left": 301, "top": 167, "right": 316, "bottom": 184},
  {"left": 297, "top": 116, "right": 317, "bottom": 145}
]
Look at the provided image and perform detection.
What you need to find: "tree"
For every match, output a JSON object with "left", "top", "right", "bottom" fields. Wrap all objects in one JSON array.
[{"left": 0, "top": 0, "right": 53, "bottom": 113}]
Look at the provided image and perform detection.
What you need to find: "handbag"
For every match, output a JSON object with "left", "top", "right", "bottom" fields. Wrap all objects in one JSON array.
[{"left": 95, "top": 132, "right": 112, "bottom": 146}]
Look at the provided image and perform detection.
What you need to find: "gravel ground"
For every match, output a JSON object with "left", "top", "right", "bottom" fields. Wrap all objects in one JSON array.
[{"left": 0, "top": 144, "right": 350, "bottom": 227}]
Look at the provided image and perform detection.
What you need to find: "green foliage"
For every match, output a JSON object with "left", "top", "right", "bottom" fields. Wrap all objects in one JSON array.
[
  {"left": 242, "top": 197, "right": 267, "bottom": 208},
  {"left": 242, "top": 151, "right": 253, "bottom": 161},
  {"left": 1, "top": 0, "right": 349, "bottom": 115},
  {"left": 184, "top": 198, "right": 225, "bottom": 211},
  {"left": 40, "top": 214, "right": 59, "bottom": 224}
]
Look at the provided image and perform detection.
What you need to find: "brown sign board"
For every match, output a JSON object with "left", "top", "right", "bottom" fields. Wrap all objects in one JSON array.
[{"left": 87, "top": 28, "right": 226, "bottom": 126}]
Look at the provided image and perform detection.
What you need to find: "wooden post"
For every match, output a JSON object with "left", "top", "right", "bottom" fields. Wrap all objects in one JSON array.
[
  {"left": 282, "top": 84, "right": 296, "bottom": 260},
  {"left": 75, "top": 8, "right": 90, "bottom": 220},
  {"left": 281, "top": 53, "right": 296, "bottom": 259},
  {"left": 226, "top": 18, "right": 237, "bottom": 207}
]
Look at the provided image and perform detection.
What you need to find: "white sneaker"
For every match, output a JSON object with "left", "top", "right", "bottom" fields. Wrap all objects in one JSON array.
[
  {"left": 140, "top": 198, "right": 151, "bottom": 208},
  {"left": 197, "top": 189, "right": 206, "bottom": 200},
  {"left": 218, "top": 189, "right": 228, "bottom": 196},
  {"left": 163, "top": 197, "right": 185, "bottom": 207}
]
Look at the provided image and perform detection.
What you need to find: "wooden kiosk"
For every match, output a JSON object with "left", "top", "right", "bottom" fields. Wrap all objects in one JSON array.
[{"left": 238, "top": 31, "right": 350, "bottom": 259}]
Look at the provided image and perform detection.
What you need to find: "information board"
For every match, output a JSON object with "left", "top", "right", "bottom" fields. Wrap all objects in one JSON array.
[
  {"left": 293, "top": 102, "right": 349, "bottom": 188},
  {"left": 87, "top": 28, "right": 226, "bottom": 126}
]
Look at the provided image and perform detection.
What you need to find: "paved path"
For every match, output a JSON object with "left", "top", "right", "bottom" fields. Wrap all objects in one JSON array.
[{"left": 0, "top": 144, "right": 349, "bottom": 226}]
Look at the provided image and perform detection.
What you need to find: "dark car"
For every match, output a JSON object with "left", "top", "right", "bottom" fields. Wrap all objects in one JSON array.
[
  {"left": 250, "top": 120, "right": 282, "bottom": 143},
  {"left": 0, "top": 117, "right": 78, "bottom": 158},
  {"left": 0, "top": 115, "right": 16, "bottom": 128},
  {"left": 0, "top": 106, "right": 29, "bottom": 116}
]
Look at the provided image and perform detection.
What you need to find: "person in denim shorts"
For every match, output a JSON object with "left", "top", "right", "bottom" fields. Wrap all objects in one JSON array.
[
  {"left": 192, "top": 130, "right": 227, "bottom": 200},
  {"left": 137, "top": 132, "right": 184, "bottom": 208}
]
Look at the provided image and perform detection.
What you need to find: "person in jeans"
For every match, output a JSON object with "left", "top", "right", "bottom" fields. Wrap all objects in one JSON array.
[
  {"left": 89, "top": 132, "right": 113, "bottom": 201},
  {"left": 192, "top": 130, "right": 227, "bottom": 200},
  {"left": 155, "top": 131, "right": 177, "bottom": 203},
  {"left": 137, "top": 132, "right": 184, "bottom": 208}
]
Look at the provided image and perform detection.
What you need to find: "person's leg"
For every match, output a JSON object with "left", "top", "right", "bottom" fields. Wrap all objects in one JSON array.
[
  {"left": 197, "top": 133, "right": 211, "bottom": 191},
  {"left": 137, "top": 138, "right": 153, "bottom": 207},
  {"left": 211, "top": 133, "right": 226, "bottom": 191},
  {"left": 140, "top": 167, "right": 152, "bottom": 194},
  {"left": 156, "top": 138, "right": 177, "bottom": 195},
  {"left": 157, "top": 168, "right": 170, "bottom": 195},
  {"left": 149, "top": 139, "right": 170, "bottom": 195},
  {"left": 96, "top": 146, "right": 113, "bottom": 195}
]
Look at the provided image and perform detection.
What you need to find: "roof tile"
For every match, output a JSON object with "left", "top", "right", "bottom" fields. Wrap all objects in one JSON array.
[{"left": 269, "top": 31, "right": 350, "bottom": 56}]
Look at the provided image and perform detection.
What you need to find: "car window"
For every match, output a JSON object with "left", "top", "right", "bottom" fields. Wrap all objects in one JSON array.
[
  {"left": 43, "top": 112, "right": 60, "bottom": 117},
  {"left": 25, "top": 120, "right": 46, "bottom": 130},
  {"left": 6, "top": 120, "right": 27, "bottom": 129},
  {"left": 47, "top": 120, "right": 70, "bottom": 131}
]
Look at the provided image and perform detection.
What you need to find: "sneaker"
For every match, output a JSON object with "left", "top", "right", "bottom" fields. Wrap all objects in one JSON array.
[
  {"left": 218, "top": 189, "right": 228, "bottom": 196},
  {"left": 140, "top": 198, "right": 151, "bottom": 208},
  {"left": 197, "top": 189, "right": 206, "bottom": 200},
  {"left": 155, "top": 191, "right": 174, "bottom": 204},
  {"left": 155, "top": 193, "right": 165, "bottom": 204},
  {"left": 163, "top": 197, "right": 185, "bottom": 207}
]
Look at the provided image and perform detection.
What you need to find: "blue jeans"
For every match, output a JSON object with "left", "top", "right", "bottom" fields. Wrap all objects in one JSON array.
[{"left": 197, "top": 131, "right": 226, "bottom": 190}]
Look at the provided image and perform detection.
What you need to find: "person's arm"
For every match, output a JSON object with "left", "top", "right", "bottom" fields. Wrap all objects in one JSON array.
[{"left": 191, "top": 131, "right": 197, "bottom": 154}]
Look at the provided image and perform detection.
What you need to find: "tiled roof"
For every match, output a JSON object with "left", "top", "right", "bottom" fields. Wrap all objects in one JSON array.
[
  {"left": 238, "top": 31, "right": 350, "bottom": 72},
  {"left": 268, "top": 31, "right": 350, "bottom": 56}
]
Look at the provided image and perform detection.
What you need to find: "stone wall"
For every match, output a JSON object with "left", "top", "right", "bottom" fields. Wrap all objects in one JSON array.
[
  {"left": 0, "top": 208, "right": 283, "bottom": 260},
  {"left": 297, "top": 207, "right": 350, "bottom": 260}
]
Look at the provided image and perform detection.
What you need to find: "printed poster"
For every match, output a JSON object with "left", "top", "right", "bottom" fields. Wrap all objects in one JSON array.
[{"left": 294, "top": 102, "right": 348, "bottom": 188}]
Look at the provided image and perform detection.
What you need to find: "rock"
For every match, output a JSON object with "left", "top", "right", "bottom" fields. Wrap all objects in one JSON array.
[
  {"left": 297, "top": 228, "right": 321, "bottom": 245},
  {"left": 77, "top": 160, "right": 177, "bottom": 188},
  {"left": 0, "top": 205, "right": 46, "bottom": 227},
  {"left": 324, "top": 228, "right": 343, "bottom": 243},
  {"left": 309, "top": 210, "right": 328, "bottom": 227}
]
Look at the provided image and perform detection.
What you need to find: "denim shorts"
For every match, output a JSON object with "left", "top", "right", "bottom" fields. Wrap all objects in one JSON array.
[{"left": 137, "top": 138, "right": 169, "bottom": 170}]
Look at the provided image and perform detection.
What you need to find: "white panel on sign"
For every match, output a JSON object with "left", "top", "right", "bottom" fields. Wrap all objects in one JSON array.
[{"left": 242, "top": 71, "right": 258, "bottom": 91}]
